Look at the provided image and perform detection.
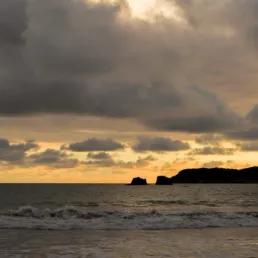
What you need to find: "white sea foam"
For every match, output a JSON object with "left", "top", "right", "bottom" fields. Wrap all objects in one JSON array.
[{"left": 0, "top": 206, "right": 258, "bottom": 230}]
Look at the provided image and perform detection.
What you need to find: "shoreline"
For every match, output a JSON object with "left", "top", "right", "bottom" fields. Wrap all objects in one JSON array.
[{"left": 1, "top": 227, "right": 258, "bottom": 257}]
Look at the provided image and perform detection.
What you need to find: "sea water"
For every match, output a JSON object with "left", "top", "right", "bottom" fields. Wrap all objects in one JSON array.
[{"left": 0, "top": 184, "right": 258, "bottom": 257}]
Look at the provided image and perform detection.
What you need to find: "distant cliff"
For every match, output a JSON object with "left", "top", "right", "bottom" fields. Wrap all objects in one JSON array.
[{"left": 170, "top": 167, "right": 258, "bottom": 183}]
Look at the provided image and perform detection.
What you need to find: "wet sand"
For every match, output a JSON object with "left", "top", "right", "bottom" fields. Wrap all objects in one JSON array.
[{"left": 0, "top": 227, "right": 258, "bottom": 257}]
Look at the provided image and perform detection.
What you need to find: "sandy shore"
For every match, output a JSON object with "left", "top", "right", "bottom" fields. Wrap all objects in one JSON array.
[{"left": 0, "top": 227, "right": 258, "bottom": 257}]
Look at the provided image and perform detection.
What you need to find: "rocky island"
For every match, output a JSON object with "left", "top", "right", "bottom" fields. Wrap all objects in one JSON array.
[
  {"left": 128, "top": 177, "right": 148, "bottom": 185},
  {"left": 128, "top": 166, "right": 258, "bottom": 185},
  {"left": 155, "top": 176, "right": 173, "bottom": 185}
]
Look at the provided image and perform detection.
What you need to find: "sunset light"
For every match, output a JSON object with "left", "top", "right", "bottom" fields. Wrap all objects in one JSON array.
[{"left": 1, "top": 0, "right": 258, "bottom": 256}]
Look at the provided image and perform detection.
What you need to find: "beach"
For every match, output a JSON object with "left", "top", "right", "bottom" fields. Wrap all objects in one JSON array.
[
  {"left": 1, "top": 228, "right": 258, "bottom": 257},
  {"left": 0, "top": 184, "right": 258, "bottom": 257}
]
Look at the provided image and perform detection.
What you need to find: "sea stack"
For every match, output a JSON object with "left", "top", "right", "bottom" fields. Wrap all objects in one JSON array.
[
  {"left": 129, "top": 177, "right": 148, "bottom": 185},
  {"left": 155, "top": 176, "right": 173, "bottom": 185}
]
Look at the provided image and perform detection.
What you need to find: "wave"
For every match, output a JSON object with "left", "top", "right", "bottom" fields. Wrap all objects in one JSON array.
[
  {"left": 137, "top": 200, "right": 217, "bottom": 207},
  {"left": 138, "top": 200, "right": 188, "bottom": 205},
  {"left": 0, "top": 206, "right": 258, "bottom": 230},
  {"left": 137, "top": 199, "right": 258, "bottom": 207},
  {"left": 32, "top": 201, "right": 100, "bottom": 207}
]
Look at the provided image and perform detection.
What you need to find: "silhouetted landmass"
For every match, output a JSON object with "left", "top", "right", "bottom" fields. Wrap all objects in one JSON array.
[
  {"left": 129, "top": 177, "right": 148, "bottom": 185},
  {"left": 156, "top": 176, "right": 173, "bottom": 185},
  {"left": 128, "top": 167, "right": 258, "bottom": 185},
  {"left": 170, "top": 167, "right": 258, "bottom": 183}
]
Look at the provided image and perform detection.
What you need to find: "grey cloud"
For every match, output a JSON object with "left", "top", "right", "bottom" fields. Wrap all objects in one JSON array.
[
  {"left": 224, "top": 104, "right": 258, "bottom": 140},
  {"left": 86, "top": 82, "right": 181, "bottom": 118},
  {"left": 144, "top": 86, "right": 243, "bottom": 133},
  {"left": 0, "top": 148, "right": 25, "bottom": 163},
  {"left": 0, "top": 138, "right": 78, "bottom": 168},
  {"left": 133, "top": 137, "right": 190, "bottom": 152},
  {"left": 119, "top": 155, "right": 156, "bottom": 168},
  {"left": 11, "top": 140, "right": 39, "bottom": 151},
  {"left": 30, "top": 149, "right": 64, "bottom": 164},
  {"left": 0, "top": 80, "right": 89, "bottom": 116},
  {"left": 0, "top": 139, "right": 9, "bottom": 148},
  {"left": 228, "top": 0, "right": 258, "bottom": 49},
  {"left": 64, "top": 138, "right": 125, "bottom": 152},
  {"left": 0, "top": 0, "right": 184, "bottom": 120},
  {"left": 0, "top": 138, "right": 38, "bottom": 151},
  {"left": 0, "top": 0, "right": 26, "bottom": 46},
  {"left": 0, "top": 79, "right": 182, "bottom": 118},
  {"left": 0, "top": 0, "right": 256, "bottom": 135},
  {"left": 202, "top": 161, "right": 224, "bottom": 168},
  {"left": 83, "top": 159, "right": 115, "bottom": 168},
  {"left": 84, "top": 153, "right": 156, "bottom": 168},
  {"left": 84, "top": 150, "right": 116, "bottom": 167},
  {"left": 247, "top": 105, "right": 258, "bottom": 124},
  {"left": 87, "top": 152, "right": 112, "bottom": 160},
  {"left": 190, "top": 147, "right": 236, "bottom": 155},
  {"left": 0, "top": 139, "right": 38, "bottom": 163},
  {"left": 195, "top": 134, "right": 224, "bottom": 146},
  {"left": 24, "top": 0, "right": 129, "bottom": 76},
  {"left": 238, "top": 142, "right": 258, "bottom": 151},
  {"left": 147, "top": 115, "right": 238, "bottom": 133},
  {"left": 202, "top": 160, "right": 234, "bottom": 168},
  {"left": 226, "top": 127, "right": 258, "bottom": 141},
  {"left": 29, "top": 149, "right": 79, "bottom": 168}
]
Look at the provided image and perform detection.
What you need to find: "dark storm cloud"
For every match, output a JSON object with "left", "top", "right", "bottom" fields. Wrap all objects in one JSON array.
[
  {"left": 190, "top": 147, "right": 236, "bottom": 155},
  {"left": 0, "top": 0, "right": 26, "bottom": 46},
  {"left": 23, "top": 0, "right": 129, "bottom": 76},
  {"left": 133, "top": 137, "right": 190, "bottom": 152},
  {"left": 64, "top": 138, "right": 125, "bottom": 152},
  {"left": 0, "top": 0, "right": 258, "bottom": 134}
]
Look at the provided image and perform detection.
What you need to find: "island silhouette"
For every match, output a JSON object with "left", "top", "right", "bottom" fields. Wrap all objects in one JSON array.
[
  {"left": 128, "top": 177, "right": 148, "bottom": 185},
  {"left": 129, "top": 167, "right": 258, "bottom": 185}
]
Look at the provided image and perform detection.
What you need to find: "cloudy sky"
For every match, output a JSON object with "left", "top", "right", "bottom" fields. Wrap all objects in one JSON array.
[{"left": 1, "top": 0, "right": 258, "bottom": 183}]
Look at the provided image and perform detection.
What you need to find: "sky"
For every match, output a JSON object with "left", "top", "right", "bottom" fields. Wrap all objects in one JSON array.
[{"left": 1, "top": 0, "right": 258, "bottom": 183}]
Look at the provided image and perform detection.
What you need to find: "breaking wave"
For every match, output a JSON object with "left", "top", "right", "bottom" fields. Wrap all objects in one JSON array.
[{"left": 1, "top": 206, "right": 258, "bottom": 230}]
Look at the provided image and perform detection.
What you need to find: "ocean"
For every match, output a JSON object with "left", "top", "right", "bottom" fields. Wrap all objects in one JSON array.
[{"left": 0, "top": 184, "right": 258, "bottom": 257}]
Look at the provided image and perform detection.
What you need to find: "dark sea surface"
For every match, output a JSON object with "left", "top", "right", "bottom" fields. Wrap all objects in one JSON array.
[{"left": 0, "top": 184, "right": 258, "bottom": 257}]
